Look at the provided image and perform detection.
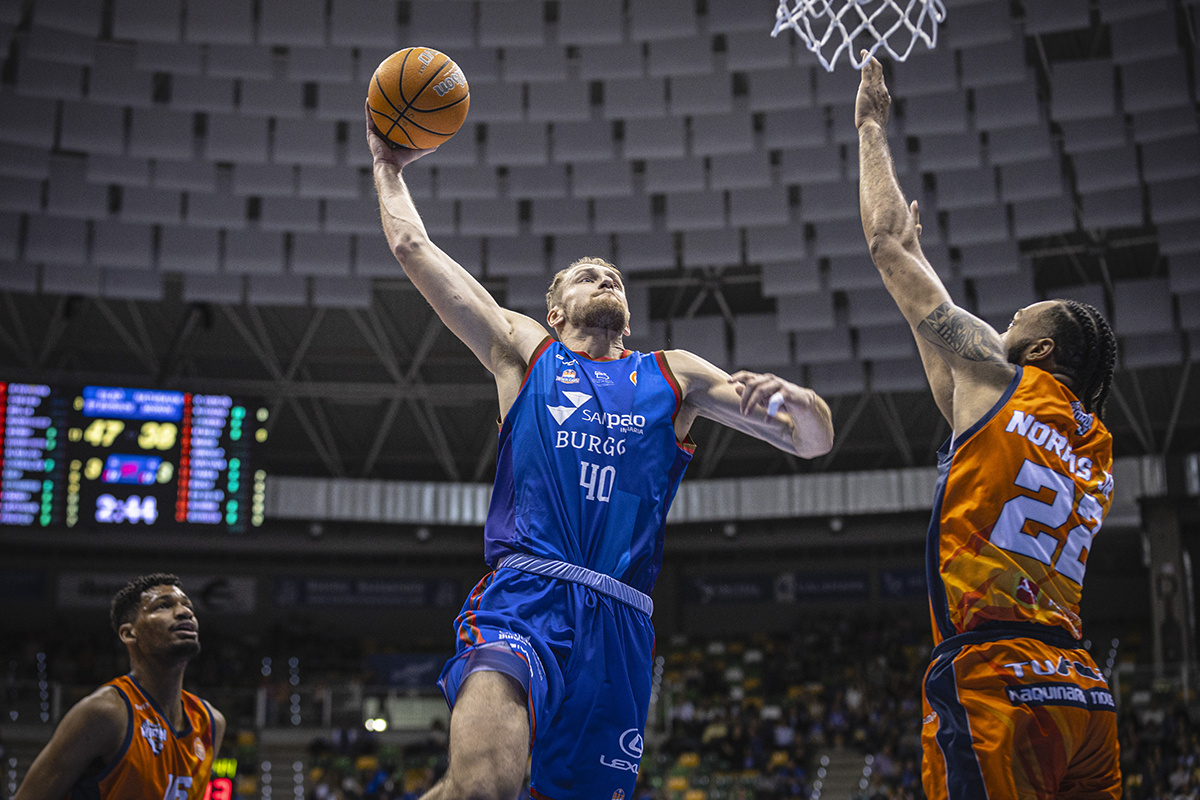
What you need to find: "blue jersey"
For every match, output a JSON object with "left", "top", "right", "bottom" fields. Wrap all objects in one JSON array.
[{"left": 484, "top": 339, "right": 695, "bottom": 593}]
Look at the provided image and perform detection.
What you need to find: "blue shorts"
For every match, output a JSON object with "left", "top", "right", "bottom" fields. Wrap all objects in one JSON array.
[{"left": 438, "top": 563, "right": 654, "bottom": 800}]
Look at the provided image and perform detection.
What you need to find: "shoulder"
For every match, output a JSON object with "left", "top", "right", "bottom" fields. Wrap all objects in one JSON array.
[
  {"left": 660, "top": 349, "right": 725, "bottom": 394},
  {"left": 55, "top": 684, "right": 130, "bottom": 751}
]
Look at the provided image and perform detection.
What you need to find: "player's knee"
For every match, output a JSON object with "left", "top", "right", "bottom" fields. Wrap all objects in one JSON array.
[{"left": 447, "top": 760, "right": 525, "bottom": 800}]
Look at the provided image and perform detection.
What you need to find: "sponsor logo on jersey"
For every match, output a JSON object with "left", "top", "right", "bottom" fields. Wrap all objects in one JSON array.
[
  {"left": 141, "top": 719, "right": 167, "bottom": 755},
  {"left": 630, "top": 371, "right": 637, "bottom": 385},
  {"left": 556, "top": 353, "right": 577, "bottom": 366},
  {"left": 600, "top": 727, "right": 643, "bottom": 774},
  {"left": 1014, "top": 575, "right": 1039, "bottom": 608},
  {"left": 592, "top": 370, "right": 614, "bottom": 386},
  {"left": 1004, "top": 682, "right": 1115, "bottom": 710},
  {"left": 1004, "top": 409, "right": 1095, "bottom": 481},
  {"left": 193, "top": 737, "right": 206, "bottom": 760},
  {"left": 612, "top": 790, "right": 626, "bottom": 800},
  {"left": 547, "top": 391, "right": 592, "bottom": 424},
  {"left": 1002, "top": 656, "right": 1104, "bottom": 681},
  {"left": 557, "top": 368, "right": 579, "bottom": 384}
]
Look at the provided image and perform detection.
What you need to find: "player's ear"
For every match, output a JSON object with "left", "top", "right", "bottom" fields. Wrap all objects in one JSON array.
[
  {"left": 1025, "top": 337, "right": 1056, "bottom": 364},
  {"left": 547, "top": 304, "right": 565, "bottom": 328},
  {"left": 118, "top": 621, "right": 137, "bottom": 647}
]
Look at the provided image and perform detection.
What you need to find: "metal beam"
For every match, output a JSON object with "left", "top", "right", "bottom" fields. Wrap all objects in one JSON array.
[
  {"left": 818, "top": 393, "right": 872, "bottom": 471},
  {"left": 360, "top": 396, "right": 403, "bottom": 477},
  {"left": 875, "top": 393, "right": 916, "bottom": 467},
  {"left": 36, "top": 296, "right": 70, "bottom": 367},
  {"left": 1108, "top": 382, "right": 1153, "bottom": 453},
  {"left": 1162, "top": 360, "right": 1193, "bottom": 455},
  {"left": 155, "top": 305, "right": 202, "bottom": 384},
  {"left": 1, "top": 293, "right": 33, "bottom": 365}
]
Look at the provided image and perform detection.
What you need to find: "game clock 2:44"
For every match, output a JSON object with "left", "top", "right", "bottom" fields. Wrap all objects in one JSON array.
[{"left": 94, "top": 494, "right": 159, "bottom": 524}]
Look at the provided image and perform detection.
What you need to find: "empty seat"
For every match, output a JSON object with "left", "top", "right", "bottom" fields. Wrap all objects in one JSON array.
[
  {"left": 1112, "top": 278, "right": 1175, "bottom": 334},
  {"left": 1121, "top": 55, "right": 1190, "bottom": 112},
  {"left": 298, "top": 165, "right": 360, "bottom": 199},
  {"left": 103, "top": 267, "right": 164, "bottom": 301},
  {"left": 120, "top": 186, "right": 183, "bottom": 223},
  {"left": 1157, "top": 220, "right": 1200, "bottom": 254},
  {"left": 604, "top": 78, "right": 667, "bottom": 119},
  {"left": 135, "top": 41, "right": 203, "bottom": 75},
  {"left": 60, "top": 101, "right": 125, "bottom": 156},
  {"left": 205, "top": 44, "right": 273, "bottom": 80},
  {"left": 959, "top": 38, "right": 1029, "bottom": 87},
  {"left": 552, "top": 233, "right": 614, "bottom": 266},
  {"left": 579, "top": 42, "right": 645, "bottom": 81},
  {"left": 644, "top": 157, "right": 705, "bottom": 192},
  {"left": 206, "top": 114, "right": 269, "bottom": 163},
  {"left": 436, "top": 165, "right": 499, "bottom": 200},
  {"left": 1141, "top": 134, "right": 1200, "bottom": 181},
  {"left": 158, "top": 225, "right": 219, "bottom": 273},
  {"left": 794, "top": 328, "right": 853, "bottom": 364},
  {"left": 291, "top": 232, "right": 352, "bottom": 276},
  {"left": 942, "top": 0, "right": 1015, "bottom": 48},
  {"left": 1051, "top": 61, "right": 1117, "bottom": 121},
  {"left": 934, "top": 166, "right": 999, "bottom": 209},
  {"left": 707, "top": 0, "right": 766, "bottom": 33},
  {"left": 43, "top": 264, "right": 101, "bottom": 296},
  {"left": 1169, "top": 251, "right": 1200, "bottom": 292},
  {"left": 486, "top": 121, "right": 549, "bottom": 166},
  {"left": 630, "top": 0, "right": 697, "bottom": 41},
  {"left": 812, "top": 219, "right": 868, "bottom": 257},
  {"left": 527, "top": 82, "right": 591, "bottom": 122},
  {"left": 89, "top": 43, "right": 153, "bottom": 106},
  {"left": 858, "top": 322, "right": 917, "bottom": 360},
  {"left": 558, "top": 2, "right": 622, "bottom": 45},
  {"left": 1060, "top": 117, "right": 1128, "bottom": 154},
  {"left": 187, "top": 191, "right": 246, "bottom": 229},
  {"left": 185, "top": 0, "right": 252, "bottom": 44},
  {"left": 904, "top": 90, "right": 970, "bottom": 135},
  {"left": 326, "top": 198, "right": 382, "bottom": 234},
  {"left": 246, "top": 274, "right": 305, "bottom": 306},
  {"left": 647, "top": 39, "right": 713, "bottom": 77},
  {"left": 1131, "top": 107, "right": 1199, "bottom": 143},
  {"left": 260, "top": 0, "right": 325, "bottom": 46},
  {"left": 945, "top": 206, "right": 1008, "bottom": 245},
  {"left": 670, "top": 74, "right": 734, "bottom": 116},
  {"left": 593, "top": 196, "right": 653, "bottom": 233},
  {"left": 730, "top": 186, "right": 790, "bottom": 227},
  {"left": 16, "top": 56, "right": 84, "bottom": 100},
  {"left": 762, "top": 109, "right": 828, "bottom": 149},
  {"left": 710, "top": 153, "right": 772, "bottom": 191},
  {"left": 503, "top": 47, "right": 568, "bottom": 83},
  {"left": 973, "top": 78, "right": 1041, "bottom": 130},
  {"left": 747, "top": 66, "right": 815, "bottom": 112},
  {"left": 170, "top": 74, "right": 236, "bottom": 112},
  {"left": 155, "top": 160, "right": 217, "bottom": 191},
  {"left": 450, "top": 48, "right": 501, "bottom": 85},
  {"left": 312, "top": 276, "right": 371, "bottom": 308},
  {"left": 273, "top": 120, "right": 338, "bottom": 166},
  {"left": 0, "top": 143, "right": 50, "bottom": 181},
  {"left": 1010, "top": 196, "right": 1075, "bottom": 239},
  {"left": 1072, "top": 145, "right": 1141, "bottom": 192},
  {"left": 112, "top": 0, "right": 181, "bottom": 43},
  {"left": 1080, "top": 187, "right": 1144, "bottom": 229},
  {"left": 353, "top": 233, "right": 399, "bottom": 277},
  {"left": 506, "top": 165, "right": 568, "bottom": 199},
  {"left": 33, "top": 0, "right": 104, "bottom": 36},
  {"left": 1110, "top": 10, "right": 1180, "bottom": 63},
  {"left": 827, "top": 254, "right": 882, "bottom": 290},
  {"left": 316, "top": 82, "right": 363, "bottom": 122},
  {"left": 232, "top": 163, "right": 295, "bottom": 196},
  {"left": 0, "top": 212, "right": 20, "bottom": 259},
  {"left": 691, "top": 114, "right": 754, "bottom": 156},
  {"left": 665, "top": 190, "right": 725, "bottom": 230},
  {"left": 486, "top": 235, "right": 545, "bottom": 276},
  {"left": 1023, "top": 0, "right": 1090, "bottom": 34},
  {"left": 682, "top": 228, "right": 740, "bottom": 267},
  {"left": 436, "top": 235, "right": 485, "bottom": 276},
  {"left": 670, "top": 315, "right": 727, "bottom": 366},
  {"left": 553, "top": 122, "right": 616, "bottom": 163},
  {"left": 467, "top": 83, "right": 525, "bottom": 123},
  {"left": 129, "top": 108, "right": 193, "bottom": 160},
  {"left": 330, "top": 0, "right": 396, "bottom": 47},
  {"left": 623, "top": 118, "right": 687, "bottom": 159},
  {"left": 916, "top": 132, "right": 983, "bottom": 171},
  {"left": 987, "top": 123, "right": 1055, "bottom": 165},
  {"left": 458, "top": 198, "right": 519, "bottom": 236},
  {"left": 570, "top": 161, "right": 631, "bottom": 197},
  {"left": 846, "top": 287, "right": 903, "bottom": 326},
  {"left": 799, "top": 181, "right": 859, "bottom": 222},
  {"left": 286, "top": 47, "right": 354, "bottom": 83},
  {"left": 726, "top": 31, "right": 793, "bottom": 71},
  {"left": 259, "top": 196, "right": 321, "bottom": 232},
  {"left": 25, "top": 215, "right": 87, "bottom": 263},
  {"left": 890, "top": 46, "right": 959, "bottom": 97},
  {"left": 870, "top": 358, "right": 927, "bottom": 392},
  {"left": 746, "top": 225, "right": 806, "bottom": 264},
  {"left": 1121, "top": 332, "right": 1183, "bottom": 368},
  {"left": 531, "top": 197, "right": 591, "bottom": 234},
  {"left": 956, "top": 241, "right": 1020, "bottom": 276},
  {"left": 0, "top": 90, "right": 58, "bottom": 147},
  {"left": 223, "top": 230, "right": 285, "bottom": 274},
  {"left": 1149, "top": 178, "right": 1200, "bottom": 223},
  {"left": 239, "top": 79, "right": 306, "bottom": 119},
  {"left": 999, "top": 158, "right": 1064, "bottom": 202},
  {"left": 614, "top": 231, "right": 675, "bottom": 271},
  {"left": 478, "top": 1, "right": 544, "bottom": 47},
  {"left": 761, "top": 261, "right": 820, "bottom": 297},
  {"left": 46, "top": 160, "right": 108, "bottom": 218}
]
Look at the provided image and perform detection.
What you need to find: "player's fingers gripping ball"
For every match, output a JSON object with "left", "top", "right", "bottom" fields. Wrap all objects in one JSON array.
[{"left": 368, "top": 47, "right": 470, "bottom": 150}]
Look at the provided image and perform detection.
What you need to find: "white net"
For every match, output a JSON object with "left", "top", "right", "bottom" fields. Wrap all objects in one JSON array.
[{"left": 772, "top": 0, "right": 947, "bottom": 72}]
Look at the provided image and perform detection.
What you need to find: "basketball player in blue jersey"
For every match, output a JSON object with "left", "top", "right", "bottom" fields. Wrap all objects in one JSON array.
[{"left": 368, "top": 108, "right": 834, "bottom": 800}]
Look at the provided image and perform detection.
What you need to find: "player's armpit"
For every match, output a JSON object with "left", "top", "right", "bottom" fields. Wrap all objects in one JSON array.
[{"left": 14, "top": 688, "right": 127, "bottom": 800}]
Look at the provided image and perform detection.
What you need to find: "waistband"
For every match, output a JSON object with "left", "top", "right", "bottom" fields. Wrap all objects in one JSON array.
[
  {"left": 932, "top": 622, "right": 1082, "bottom": 660},
  {"left": 497, "top": 553, "right": 653, "bottom": 617}
]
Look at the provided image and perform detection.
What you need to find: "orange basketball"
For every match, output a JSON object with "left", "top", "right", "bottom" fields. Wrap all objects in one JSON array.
[{"left": 367, "top": 47, "right": 470, "bottom": 150}]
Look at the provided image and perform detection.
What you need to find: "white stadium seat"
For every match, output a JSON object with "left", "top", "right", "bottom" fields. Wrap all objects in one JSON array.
[
  {"left": 478, "top": 1, "right": 545, "bottom": 47},
  {"left": 614, "top": 231, "right": 675, "bottom": 271},
  {"left": 260, "top": 0, "right": 326, "bottom": 47},
  {"left": 593, "top": 196, "right": 653, "bottom": 233},
  {"left": 761, "top": 262, "right": 821, "bottom": 296},
  {"left": 246, "top": 274, "right": 306, "bottom": 306},
  {"left": 158, "top": 225, "right": 220, "bottom": 273},
  {"left": 670, "top": 74, "right": 734, "bottom": 116},
  {"left": 311, "top": 277, "right": 371, "bottom": 308},
  {"left": 1051, "top": 61, "right": 1117, "bottom": 121},
  {"left": 644, "top": 157, "right": 706, "bottom": 193},
  {"left": 103, "top": 268, "right": 164, "bottom": 301},
  {"left": 1010, "top": 197, "right": 1075, "bottom": 239},
  {"left": 682, "top": 228, "right": 740, "bottom": 267},
  {"left": 112, "top": 0, "right": 181, "bottom": 43},
  {"left": 531, "top": 197, "right": 591, "bottom": 235},
  {"left": 665, "top": 190, "right": 726, "bottom": 230},
  {"left": 1080, "top": 187, "right": 1145, "bottom": 230},
  {"left": 558, "top": 2, "right": 623, "bottom": 45},
  {"left": 330, "top": 0, "right": 396, "bottom": 48},
  {"left": 291, "top": 232, "right": 353, "bottom": 277},
  {"left": 223, "top": 230, "right": 285, "bottom": 274},
  {"left": 187, "top": 191, "right": 247, "bottom": 229},
  {"left": 571, "top": 161, "right": 632, "bottom": 196},
  {"left": 185, "top": 0, "right": 253, "bottom": 45}
]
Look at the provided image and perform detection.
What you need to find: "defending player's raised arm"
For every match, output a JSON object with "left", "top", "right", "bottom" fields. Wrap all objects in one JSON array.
[
  {"left": 14, "top": 688, "right": 127, "bottom": 800},
  {"left": 667, "top": 351, "right": 833, "bottom": 458},
  {"left": 368, "top": 106, "right": 547, "bottom": 375}
]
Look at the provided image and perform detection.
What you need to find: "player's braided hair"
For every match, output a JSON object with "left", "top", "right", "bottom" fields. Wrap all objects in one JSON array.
[
  {"left": 110, "top": 573, "right": 182, "bottom": 633},
  {"left": 1045, "top": 299, "right": 1117, "bottom": 418}
]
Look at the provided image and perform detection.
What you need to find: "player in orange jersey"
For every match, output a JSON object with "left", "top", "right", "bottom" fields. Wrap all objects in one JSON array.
[
  {"left": 16, "top": 573, "right": 225, "bottom": 800},
  {"left": 856, "top": 55, "right": 1120, "bottom": 800}
]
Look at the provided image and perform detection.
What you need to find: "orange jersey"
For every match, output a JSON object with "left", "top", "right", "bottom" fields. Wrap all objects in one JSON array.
[
  {"left": 68, "top": 674, "right": 214, "bottom": 800},
  {"left": 929, "top": 366, "right": 1113, "bottom": 644}
]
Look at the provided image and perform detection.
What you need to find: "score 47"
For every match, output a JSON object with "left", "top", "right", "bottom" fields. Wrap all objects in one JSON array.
[{"left": 69, "top": 419, "right": 179, "bottom": 450}]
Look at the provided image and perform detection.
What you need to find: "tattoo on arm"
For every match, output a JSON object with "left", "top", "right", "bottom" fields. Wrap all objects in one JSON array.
[{"left": 917, "top": 302, "right": 1005, "bottom": 363}]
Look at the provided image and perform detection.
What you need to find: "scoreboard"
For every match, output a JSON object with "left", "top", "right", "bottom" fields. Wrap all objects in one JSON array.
[{"left": 0, "top": 382, "right": 267, "bottom": 533}]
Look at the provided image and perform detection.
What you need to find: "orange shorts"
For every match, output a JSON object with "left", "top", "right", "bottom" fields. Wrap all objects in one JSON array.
[{"left": 921, "top": 630, "right": 1120, "bottom": 800}]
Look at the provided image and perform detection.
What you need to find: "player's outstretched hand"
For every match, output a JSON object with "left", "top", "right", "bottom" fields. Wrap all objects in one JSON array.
[
  {"left": 728, "top": 371, "right": 821, "bottom": 419},
  {"left": 366, "top": 101, "right": 437, "bottom": 170},
  {"left": 855, "top": 51, "right": 890, "bottom": 131}
]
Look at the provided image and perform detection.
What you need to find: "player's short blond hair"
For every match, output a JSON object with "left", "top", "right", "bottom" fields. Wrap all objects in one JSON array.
[{"left": 545, "top": 257, "right": 623, "bottom": 312}]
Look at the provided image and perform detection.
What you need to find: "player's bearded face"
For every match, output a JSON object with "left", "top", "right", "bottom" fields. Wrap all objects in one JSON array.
[{"left": 570, "top": 292, "right": 629, "bottom": 332}]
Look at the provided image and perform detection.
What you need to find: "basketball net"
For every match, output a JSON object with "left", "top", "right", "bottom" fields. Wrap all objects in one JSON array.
[{"left": 771, "top": 0, "right": 947, "bottom": 72}]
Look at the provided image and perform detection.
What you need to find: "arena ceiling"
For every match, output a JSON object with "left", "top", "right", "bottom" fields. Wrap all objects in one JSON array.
[{"left": 0, "top": 0, "right": 1198, "bottom": 483}]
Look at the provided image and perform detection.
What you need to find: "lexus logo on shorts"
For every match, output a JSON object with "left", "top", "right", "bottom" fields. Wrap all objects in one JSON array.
[{"left": 619, "top": 728, "right": 643, "bottom": 759}]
